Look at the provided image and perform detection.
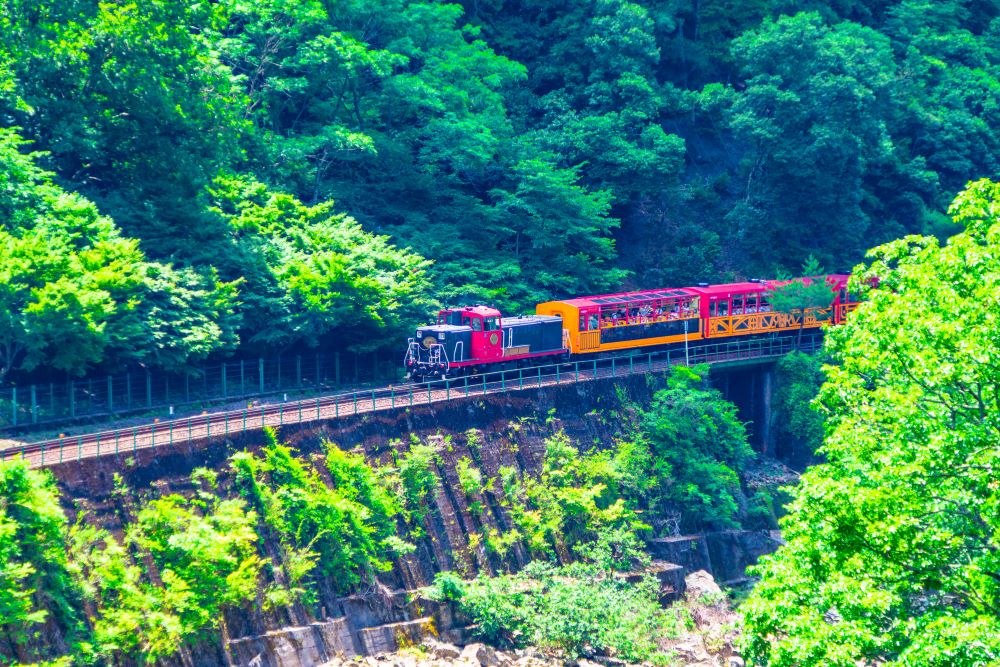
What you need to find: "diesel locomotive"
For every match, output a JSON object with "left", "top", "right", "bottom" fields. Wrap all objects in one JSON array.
[{"left": 403, "top": 275, "right": 859, "bottom": 380}]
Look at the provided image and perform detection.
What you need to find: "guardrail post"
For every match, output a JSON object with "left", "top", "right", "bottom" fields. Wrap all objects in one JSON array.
[
  {"left": 95, "top": 433, "right": 100, "bottom": 457},
  {"left": 501, "top": 372, "right": 506, "bottom": 392},
  {"left": 594, "top": 359, "right": 598, "bottom": 376},
  {"left": 279, "top": 405, "right": 283, "bottom": 426},
  {"left": 537, "top": 366, "right": 542, "bottom": 387},
  {"left": 77, "top": 436, "right": 82, "bottom": 460},
  {"left": 556, "top": 365, "right": 560, "bottom": 383},
  {"left": 353, "top": 392, "right": 358, "bottom": 415},
  {"left": 316, "top": 398, "right": 320, "bottom": 419},
  {"left": 465, "top": 377, "right": 470, "bottom": 398},
  {"left": 409, "top": 386, "right": 414, "bottom": 406},
  {"left": 575, "top": 362, "right": 579, "bottom": 382},
  {"left": 169, "top": 423, "right": 173, "bottom": 446},
  {"left": 611, "top": 357, "right": 616, "bottom": 377},
  {"left": 115, "top": 430, "right": 119, "bottom": 455},
  {"left": 244, "top": 410, "right": 248, "bottom": 431},
  {"left": 446, "top": 379, "right": 450, "bottom": 400},
  {"left": 428, "top": 383, "right": 432, "bottom": 404},
  {"left": 151, "top": 424, "right": 155, "bottom": 448},
  {"left": 207, "top": 415, "right": 212, "bottom": 438},
  {"left": 188, "top": 418, "right": 193, "bottom": 441},
  {"left": 482, "top": 373, "right": 487, "bottom": 395},
  {"left": 519, "top": 369, "right": 523, "bottom": 389},
  {"left": 372, "top": 390, "right": 377, "bottom": 411},
  {"left": 259, "top": 358, "right": 265, "bottom": 393},
  {"left": 298, "top": 400, "right": 302, "bottom": 423},
  {"left": 225, "top": 413, "right": 229, "bottom": 435},
  {"left": 132, "top": 428, "right": 137, "bottom": 453},
  {"left": 648, "top": 353, "right": 652, "bottom": 370},
  {"left": 335, "top": 400, "right": 339, "bottom": 418}
]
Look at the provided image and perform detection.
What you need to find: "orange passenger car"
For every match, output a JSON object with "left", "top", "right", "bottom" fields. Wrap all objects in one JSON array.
[{"left": 536, "top": 288, "right": 703, "bottom": 354}]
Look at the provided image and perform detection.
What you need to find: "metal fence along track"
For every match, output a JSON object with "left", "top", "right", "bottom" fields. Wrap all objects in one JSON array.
[
  {"left": 0, "top": 350, "right": 399, "bottom": 431},
  {"left": 2, "top": 335, "right": 822, "bottom": 468}
]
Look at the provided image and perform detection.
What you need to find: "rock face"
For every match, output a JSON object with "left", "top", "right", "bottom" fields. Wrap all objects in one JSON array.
[
  {"left": 229, "top": 570, "right": 747, "bottom": 667},
  {"left": 229, "top": 618, "right": 357, "bottom": 667},
  {"left": 31, "top": 372, "right": 775, "bottom": 667},
  {"left": 659, "top": 570, "right": 742, "bottom": 667}
]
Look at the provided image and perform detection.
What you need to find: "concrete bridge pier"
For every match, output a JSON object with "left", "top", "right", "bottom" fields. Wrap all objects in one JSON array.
[{"left": 711, "top": 362, "right": 776, "bottom": 457}]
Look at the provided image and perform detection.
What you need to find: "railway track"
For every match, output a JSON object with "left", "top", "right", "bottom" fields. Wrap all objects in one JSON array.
[{"left": 2, "top": 335, "right": 821, "bottom": 468}]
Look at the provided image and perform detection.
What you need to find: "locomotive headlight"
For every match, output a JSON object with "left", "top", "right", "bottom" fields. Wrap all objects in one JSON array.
[{"left": 422, "top": 335, "right": 437, "bottom": 349}]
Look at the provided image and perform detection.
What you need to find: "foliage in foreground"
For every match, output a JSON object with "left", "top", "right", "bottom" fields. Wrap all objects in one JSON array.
[
  {"left": 740, "top": 180, "right": 1000, "bottom": 665},
  {"left": 428, "top": 531, "right": 684, "bottom": 663}
]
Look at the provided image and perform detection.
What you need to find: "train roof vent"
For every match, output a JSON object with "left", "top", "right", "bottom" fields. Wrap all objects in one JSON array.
[{"left": 697, "top": 282, "right": 710, "bottom": 287}]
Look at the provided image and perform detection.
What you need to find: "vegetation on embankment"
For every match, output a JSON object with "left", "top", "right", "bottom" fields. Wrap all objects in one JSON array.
[
  {"left": 3, "top": 0, "right": 1000, "bottom": 381},
  {"left": 739, "top": 181, "right": 1000, "bottom": 665},
  {"left": 0, "top": 365, "right": 771, "bottom": 665}
]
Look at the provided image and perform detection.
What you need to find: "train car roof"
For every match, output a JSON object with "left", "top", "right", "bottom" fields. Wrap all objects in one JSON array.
[
  {"left": 541, "top": 274, "right": 852, "bottom": 309},
  {"left": 547, "top": 287, "right": 697, "bottom": 309},
  {"left": 685, "top": 281, "right": 770, "bottom": 297}
]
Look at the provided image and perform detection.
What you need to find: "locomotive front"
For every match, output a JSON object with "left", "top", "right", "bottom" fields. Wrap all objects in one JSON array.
[{"left": 403, "top": 321, "right": 471, "bottom": 380}]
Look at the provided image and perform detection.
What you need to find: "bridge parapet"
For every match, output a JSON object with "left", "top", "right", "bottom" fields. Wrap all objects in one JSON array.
[{"left": 2, "top": 335, "right": 823, "bottom": 468}]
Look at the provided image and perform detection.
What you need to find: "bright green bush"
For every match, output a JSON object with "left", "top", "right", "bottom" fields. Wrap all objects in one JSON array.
[
  {"left": 430, "top": 560, "right": 680, "bottom": 662},
  {"left": 396, "top": 442, "right": 440, "bottom": 528},
  {"left": 231, "top": 440, "right": 394, "bottom": 593},
  {"left": 70, "top": 470, "right": 262, "bottom": 663},
  {"left": 0, "top": 460, "right": 87, "bottom": 661},
  {"left": 632, "top": 365, "right": 755, "bottom": 532}
]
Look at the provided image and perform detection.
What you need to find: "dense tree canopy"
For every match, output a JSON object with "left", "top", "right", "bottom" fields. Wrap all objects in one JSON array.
[
  {"left": 1, "top": 0, "right": 999, "bottom": 378},
  {"left": 741, "top": 179, "right": 1000, "bottom": 665}
]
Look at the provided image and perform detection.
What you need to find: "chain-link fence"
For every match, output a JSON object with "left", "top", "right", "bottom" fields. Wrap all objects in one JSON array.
[{"left": 0, "top": 350, "right": 403, "bottom": 431}]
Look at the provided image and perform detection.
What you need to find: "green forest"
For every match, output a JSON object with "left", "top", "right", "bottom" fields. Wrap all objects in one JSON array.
[{"left": 2, "top": 0, "right": 999, "bottom": 380}]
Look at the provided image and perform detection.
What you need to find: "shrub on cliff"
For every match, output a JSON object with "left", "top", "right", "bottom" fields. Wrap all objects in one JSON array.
[
  {"left": 0, "top": 459, "right": 87, "bottom": 662},
  {"left": 621, "top": 365, "right": 755, "bottom": 533},
  {"left": 429, "top": 559, "right": 682, "bottom": 663}
]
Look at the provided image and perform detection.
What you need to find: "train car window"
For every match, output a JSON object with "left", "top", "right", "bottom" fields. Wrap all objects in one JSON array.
[
  {"left": 470, "top": 317, "right": 483, "bottom": 332},
  {"left": 745, "top": 293, "right": 758, "bottom": 313},
  {"left": 759, "top": 294, "right": 771, "bottom": 312},
  {"left": 732, "top": 295, "right": 745, "bottom": 315},
  {"left": 484, "top": 317, "right": 500, "bottom": 331},
  {"left": 718, "top": 300, "right": 729, "bottom": 316}
]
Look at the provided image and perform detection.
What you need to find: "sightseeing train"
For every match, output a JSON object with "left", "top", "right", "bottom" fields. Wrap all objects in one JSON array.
[{"left": 403, "top": 275, "right": 860, "bottom": 380}]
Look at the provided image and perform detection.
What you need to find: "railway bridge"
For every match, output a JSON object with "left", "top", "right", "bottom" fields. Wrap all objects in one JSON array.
[{"left": 1, "top": 335, "right": 822, "bottom": 468}]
